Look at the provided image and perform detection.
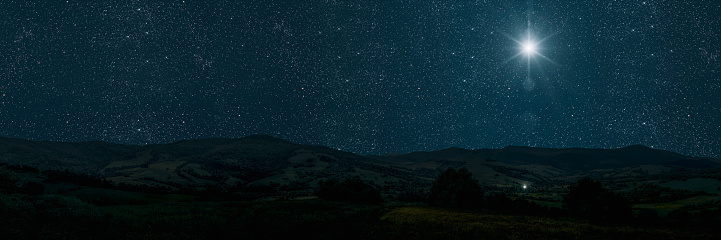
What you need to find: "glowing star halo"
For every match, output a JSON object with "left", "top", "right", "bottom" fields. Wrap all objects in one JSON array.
[
  {"left": 502, "top": 29, "right": 556, "bottom": 91},
  {"left": 522, "top": 40, "right": 537, "bottom": 56},
  {"left": 502, "top": 30, "right": 554, "bottom": 63}
]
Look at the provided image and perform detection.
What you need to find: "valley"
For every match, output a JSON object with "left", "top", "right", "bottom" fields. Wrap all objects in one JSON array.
[{"left": 1, "top": 135, "right": 720, "bottom": 239}]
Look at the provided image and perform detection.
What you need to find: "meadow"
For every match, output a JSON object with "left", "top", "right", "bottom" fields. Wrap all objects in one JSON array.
[{"left": 3, "top": 183, "right": 719, "bottom": 240}]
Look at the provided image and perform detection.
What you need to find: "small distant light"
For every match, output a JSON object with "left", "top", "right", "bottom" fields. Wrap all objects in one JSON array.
[{"left": 522, "top": 184, "right": 527, "bottom": 189}]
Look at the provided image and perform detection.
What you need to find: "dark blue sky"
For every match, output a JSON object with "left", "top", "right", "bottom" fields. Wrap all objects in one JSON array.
[{"left": 1, "top": 1, "right": 719, "bottom": 157}]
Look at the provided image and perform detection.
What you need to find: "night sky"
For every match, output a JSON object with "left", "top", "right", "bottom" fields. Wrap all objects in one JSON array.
[{"left": 1, "top": 1, "right": 719, "bottom": 158}]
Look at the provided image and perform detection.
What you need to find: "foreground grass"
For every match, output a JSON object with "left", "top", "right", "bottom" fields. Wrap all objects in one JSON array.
[
  {"left": 3, "top": 190, "right": 719, "bottom": 240},
  {"left": 100, "top": 199, "right": 387, "bottom": 240},
  {"left": 382, "top": 206, "right": 717, "bottom": 240}
]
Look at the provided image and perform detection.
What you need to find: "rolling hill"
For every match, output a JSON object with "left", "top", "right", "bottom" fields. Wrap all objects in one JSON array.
[{"left": 1, "top": 135, "right": 720, "bottom": 200}]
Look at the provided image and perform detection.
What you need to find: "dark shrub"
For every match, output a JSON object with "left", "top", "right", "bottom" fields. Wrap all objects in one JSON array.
[
  {"left": 18, "top": 181, "right": 45, "bottom": 195},
  {"left": 317, "top": 178, "right": 382, "bottom": 204},
  {"left": 563, "top": 177, "right": 632, "bottom": 224},
  {"left": 428, "top": 167, "right": 484, "bottom": 209},
  {"left": 0, "top": 166, "right": 19, "bottom": 194}
]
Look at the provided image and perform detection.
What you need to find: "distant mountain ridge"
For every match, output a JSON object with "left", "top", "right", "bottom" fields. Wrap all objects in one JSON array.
[
  {"left": 381, "top": 144, "right": 720, "bottom": 171},
  {"left": 1, "top": 135, "right": 720, "bottom": 198},
  {"left": 1, "top": 135, "right": 426, "bottom": 197}
]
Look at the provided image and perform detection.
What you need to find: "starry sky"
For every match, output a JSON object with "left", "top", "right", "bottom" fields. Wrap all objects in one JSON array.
[{"left": 1, "top": 1, "right": 719, "bottom": 158}]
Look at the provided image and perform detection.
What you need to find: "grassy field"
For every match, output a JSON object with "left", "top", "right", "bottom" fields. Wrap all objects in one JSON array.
[
  {"left": 82, "top": 196, "right": 386, "bottom": 239},
  {"left": 85, "top": 193, "right": 721, "bottom": 240},
  {"left": 4, "top": 167, "right": 721, "bottom": 239},
  {"left": 3, "top": 186, "right": 720, "bottom": 240},
  {"left": 633, "top": 195, "right": 721, "bottom": 216},
  {"left": 381, "top": 206, "right": 717, "bottom": 240},
  {"left": 659, "top": 178, "right": 721, "bottom": 194}
]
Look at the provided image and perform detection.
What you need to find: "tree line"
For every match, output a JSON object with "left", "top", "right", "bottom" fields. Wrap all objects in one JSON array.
[{"left": 314, "top": 167, "right": 633, "bottom": 224}]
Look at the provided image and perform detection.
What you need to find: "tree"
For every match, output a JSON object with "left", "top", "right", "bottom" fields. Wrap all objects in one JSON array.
[
  {"left": 0, "top": 165, "right": 19, "bottom": 194},
  {"left": 317, "top": 178, "right": 382, "bottom": 204},
  {"left": 428, "top": 167, "right": 484, "bottom": 209},
  {"left": 563, "top": 177, "right": 631, "bottom": 223}
]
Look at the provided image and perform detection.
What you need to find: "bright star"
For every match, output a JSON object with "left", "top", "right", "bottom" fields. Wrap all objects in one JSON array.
[
  {"left": 503, "top": 30, "right": 551, "bottom": 62},
  {"left": 502, "top": 29, "right": 556, "bottom": 91},
  {"left": 522, "top": 40, "right": 537, "bottom": 56}
]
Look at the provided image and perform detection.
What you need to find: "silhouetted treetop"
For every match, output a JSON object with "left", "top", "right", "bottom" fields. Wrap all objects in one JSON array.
[
  {"left": 563, "top": 177, "right": 631, "bottom": 224},
  {"left": 428, "top": 167, "right": 484, "bottom": 209},
  {"left": 316, "top": 178, "right": 382, "bottom": 204}
]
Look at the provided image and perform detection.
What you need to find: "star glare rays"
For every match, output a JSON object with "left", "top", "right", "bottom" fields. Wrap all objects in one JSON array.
[
  {"left": 522, "top": 40, "right": 537, "bottom": 56},
  {"left": 502, "top": 30, "right": 556, "bottom": 91},
  {"left": 502, "top": 30, "right": 555, "bottom": 64}
]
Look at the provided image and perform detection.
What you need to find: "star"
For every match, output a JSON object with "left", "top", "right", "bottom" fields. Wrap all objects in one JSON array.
[
  {"left": 522, "top": 40, "right": 537, "bottom": 56},
  {"left": 502, "top": 28, "right": 556, "bottom": 92},
  {"left": 503, "top": 30, "right": 553, "bottom": 64},
  {"left": 0, "top": 1, "right": 717, "bottom": 159}
]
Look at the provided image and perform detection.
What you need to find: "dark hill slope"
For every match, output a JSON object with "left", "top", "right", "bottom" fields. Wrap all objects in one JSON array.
[
  {"left": 0, "top": 137, "right": 138, "bottom": 173},
  {"left": 1, "top": 135, "right": 425, "bottom": 195},
  {"left": 380, "top": 145, "right": 721, "bottom": 172},
  {"left": 2, "top": 136, "right": 719, "bottom": 197}
]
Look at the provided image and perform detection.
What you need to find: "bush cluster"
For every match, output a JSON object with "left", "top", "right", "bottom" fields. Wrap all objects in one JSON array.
[
  {"left": 316, "top": 178, "right": 383, "bottom": 204},
  {"left": 563, "top": 177, "right": 632, "bottom": 223},
  {"left": 427, "top": 167, "right": 484, "bottom": 209},
  {"left": 426, "top": 168, "right": 634, "bottom": 225}
]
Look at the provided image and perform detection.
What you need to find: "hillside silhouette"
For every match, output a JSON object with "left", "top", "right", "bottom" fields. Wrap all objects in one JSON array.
[
  {"left": 2, "top": 135, "right": 721, "bottom": 239},
  {"left": 1, "top": 135, "right": 720, "bottom": 198}
]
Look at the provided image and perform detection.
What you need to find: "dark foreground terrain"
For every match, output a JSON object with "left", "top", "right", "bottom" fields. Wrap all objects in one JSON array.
[
  {"left": 1, "top": 186, "right": 719, "bottom": 239},
  {"left": 1, "top": 136, "right": 721, "bottom": 239},
  {"left": 1, "top": 181, "right": 719, "bottom": 240}
]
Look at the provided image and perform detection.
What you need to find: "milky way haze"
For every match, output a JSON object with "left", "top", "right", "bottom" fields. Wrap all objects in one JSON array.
[{"left": 1, "top": 1, "right": 719, "bottom": 157}]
